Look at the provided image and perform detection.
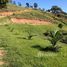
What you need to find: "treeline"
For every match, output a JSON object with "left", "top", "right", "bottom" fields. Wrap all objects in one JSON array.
[
  {"left": 11, "top": 1, "right": 67, "bottom": 14},
  {"left": 0, "top": 0, "right": 67, "bottom": 16},
  {"left": 0, "top": 0, "right": 11, "bottom": 8}
]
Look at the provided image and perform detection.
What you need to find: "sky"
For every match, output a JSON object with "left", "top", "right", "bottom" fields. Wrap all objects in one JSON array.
[{"left": 13, "top": 0, "right": 67, "bottom": 12}]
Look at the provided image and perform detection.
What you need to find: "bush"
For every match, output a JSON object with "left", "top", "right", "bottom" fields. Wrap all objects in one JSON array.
[
  {"left": 62, "top": 30, "right": 67, "bottom": 35},
  {"left": 58, "top": 23, "right": 63, "bottom": 29},
  {"left": 0, "top": 37, "right": 7, "bottom": 47},
  {"left": 61, "top": 36, "right": 67, "bottom": 44}
]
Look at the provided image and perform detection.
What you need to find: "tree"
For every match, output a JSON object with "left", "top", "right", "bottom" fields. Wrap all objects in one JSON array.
[
  {"left": 9, "top": 0, "right": 12, "bottom": 3},
  {"left": 0, "top": 0, "right": 10, "bottom": 8},
  {"left": 18, "top": 2, "right": 22, "bottom": 6},
  {"left": 26, "top": 3, "right": 29, "bottom": 8},
  {"left": 50, "top": 6, "right": 63, "bottom": 14},
  {"left": 30, "top": 5, "right": 33, "bottom": 8},
  {"left": 0, "top": 0, "right": 10, "bottom": 3},
  {"left": 42, "top": 8, "right": 45, "bottom": 11},
  {"left": 44, "top": 30, "right": 63, "bottom": 51},
  {"left": 33, "top": 3, "right": 38, "bottom": 9},
  {"left": 38, "top": 8, "right": 41, "bottom": 10},
  {"left": 44, "top": 25, "right": 64, "bottom": 51},
  {"left": 13, "top": 1, "right": 16, "bottom": 5},
  {"left": 47, "top": 9, "right": 51, "bottom": 12}
]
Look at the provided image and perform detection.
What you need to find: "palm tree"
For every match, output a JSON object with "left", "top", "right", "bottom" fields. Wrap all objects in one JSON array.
[{"left": 44, "top": 30, "right": 63, "bottom": 48}]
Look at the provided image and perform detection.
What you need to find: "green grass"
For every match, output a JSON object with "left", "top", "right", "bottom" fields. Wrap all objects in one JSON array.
[
  {"left": 0, "top": 24, "right": 67, "bottom": 67},
  {"left": 0, "top": 3, "right": 67, "bottom": 25},
  {"left": 12, "top": 9, "right": 55, "bottom": 22},
  {"left": 0, "top": 17, "right": 11, "bottom": 25},
  {"left": 12, "top": 9, "right": 67, "bottom": 25},
  {"left": 0, "top": 4, "right": 25, "bottom": 11}
]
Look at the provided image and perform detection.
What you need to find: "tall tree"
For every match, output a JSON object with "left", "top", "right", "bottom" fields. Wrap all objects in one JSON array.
[
  {"left": 0, "top": 0, "right": 10, "bottom": 8},
  {"left": 33, "top": 3, "right": 38, "bottom": 9},
  {"left": 26, "top": 3, "right": 29, "bottom": 8},
  {"left": 18, "top": 2, "right": 22, "bottom": 6},
  {"left": 50, "top": 6, "right": 63, "bottom": 14}
]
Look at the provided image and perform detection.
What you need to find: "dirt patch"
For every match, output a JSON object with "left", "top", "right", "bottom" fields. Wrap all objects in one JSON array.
[
  {"left": 0, "top": 49, "right": 6, "bottom": 65},
  {"left": 0, "top": 50, "right": 6, "bottom": 56},
  {"left": 0, "top": 9, "right": 32, "bottom": 17},
  {"left": 0, "top": 61, "right": 5, "bottom": 65},
  {"left": 0, "top": 12, "right": 13, "bottom": 16},
  {"left": 11, "top": 18, "right": 52, "bottom": 25}
]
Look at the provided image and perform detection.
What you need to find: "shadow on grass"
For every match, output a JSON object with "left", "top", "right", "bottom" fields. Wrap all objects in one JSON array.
[
  {"left": 17, "top": 35, "right": 37, "bottom": 40},
  {"left": 32, "top": 45, "right": 61, "bottom": 52},
  {"left": 17, "top": 37, "right": 32, "bottom": 40},
  {"left": 17, "top": 37, "right": 27, "bottom": 39}
]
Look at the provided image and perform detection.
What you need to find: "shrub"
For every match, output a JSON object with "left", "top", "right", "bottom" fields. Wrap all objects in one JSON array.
[
  {"left": 58, "top": 23, "right": 63, "bottom": 29},
  {"left": 0, "top": 37, "right": 7, "bottom": 47},
  {"left": 24, "top": 25, "right": 36, "bottom": 40},
  {"left": 61, "top": 36, "right": 67, "bottom": 44}
]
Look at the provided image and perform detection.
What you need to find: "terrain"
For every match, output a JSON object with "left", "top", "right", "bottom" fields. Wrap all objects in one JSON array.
[{"left": 0, "top": 4, "right": 67, "bottom": 67}]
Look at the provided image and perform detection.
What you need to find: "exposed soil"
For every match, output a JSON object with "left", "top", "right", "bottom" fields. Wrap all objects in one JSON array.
[
  {"left": 0, "top": 61, "right": 5, "bottom": 65},
  {"left": 11, "top": 18, "right": 52, "bottom": 25},
  {"left": 0, "top": 11, "right": 52, "bottom": 25},
  {"left": 0, "top": 11, "right": 13, "bottom": 16},
  {"left": 0, "top": 10, "right": 52, "bottom": 25},
  {"left": 0, "top": 9, "right": 31, "bottom": 17},
  {"left": 0, "top": 50, "right": 5, "bottom": 56},
  {"left": 0, "top": 49, "right": 6, "bottom": 66}
]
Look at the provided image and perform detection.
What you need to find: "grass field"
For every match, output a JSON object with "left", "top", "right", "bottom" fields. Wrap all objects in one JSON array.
[{"left": 0, "top": 23, "right": 67, "bottom": 67}]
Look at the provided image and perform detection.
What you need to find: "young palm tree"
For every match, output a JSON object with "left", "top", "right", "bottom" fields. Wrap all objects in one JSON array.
[{"left": 44, "top": 30, "right": 63, "bottom": 47}]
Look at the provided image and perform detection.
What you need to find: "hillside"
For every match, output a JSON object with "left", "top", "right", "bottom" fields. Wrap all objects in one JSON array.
[
  {"left": 0, "top": 4, "right": 67, "bottom": 25},
  {"left": 0, "top": 4, "right": 67, "bottom": 67},
  {"left": 0, "top": 4, "right": 25, "bottom": 11}
]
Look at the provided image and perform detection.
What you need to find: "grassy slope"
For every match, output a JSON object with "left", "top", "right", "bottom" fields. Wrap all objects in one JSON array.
[
  {"left": 0, "top": 4, "right": 67, "bottom": 67},
  {"left": 11, "top": 8, "right": 67, "bottom": 25},
  {"left": 0, "top": 4, "right": 25, "bottom": 11},
  {"left": 0, "top": 24, "right": 67, "bottom": 67},
  {"left": 0, "top": 4, "right": 67, "bottom": 24}
]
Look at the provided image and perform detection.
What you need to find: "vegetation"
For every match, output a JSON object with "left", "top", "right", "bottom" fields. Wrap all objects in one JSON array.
[
  {"left": 33, "top": 3, "right": 38, "bottom": 9},
  {"left": 44, "top": 26, "right": 63, "bottom": 51},
  {"left": 0, "top": 0, "right": 10, "bottom": 8},
  {"left": 0, "top": 23, "right": 66, "bottom": 67},
  {"left": 26, "top": 3, "right": 29, "bottom": 8},
  {"left": 50, "top": 6, "right": 63, "bottom": 14},
  {"left": 0, "top": 2, "right": 67, "bottom": 67},
  {"left": 58, "top": 23, "right": 63, "bottom": 29},
  {"left": 18, "top": 2, "right": 22, "bottom": 6}
]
